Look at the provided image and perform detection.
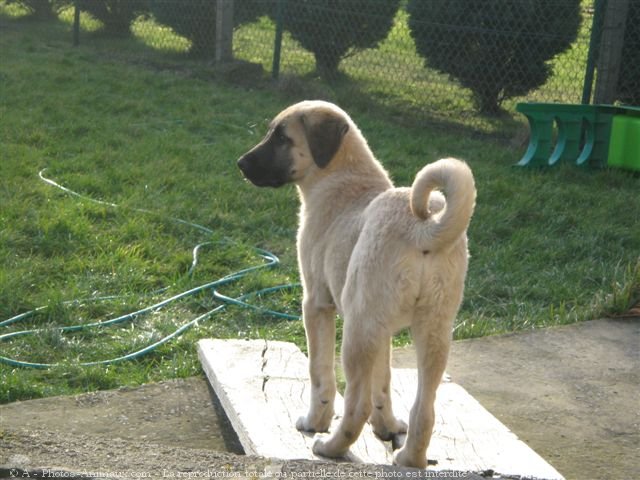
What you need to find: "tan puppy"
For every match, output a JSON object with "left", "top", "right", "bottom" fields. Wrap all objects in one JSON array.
[{"left": 237, "top": 101, "right": 476, "bottom": 468}]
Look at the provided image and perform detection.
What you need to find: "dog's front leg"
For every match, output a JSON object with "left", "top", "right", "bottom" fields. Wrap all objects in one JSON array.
[{"left": 296, "top": 298, "right": 337, "bottom": 433}]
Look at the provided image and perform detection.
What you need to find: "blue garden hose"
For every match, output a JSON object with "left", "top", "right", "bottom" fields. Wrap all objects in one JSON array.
[{"left": 0, "top": 171, "right": 301, "bottom": 369}]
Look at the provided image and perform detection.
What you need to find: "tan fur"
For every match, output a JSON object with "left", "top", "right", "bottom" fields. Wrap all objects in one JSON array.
[{"left": 238, "top": 101, "right": 476, "bottom": 468}]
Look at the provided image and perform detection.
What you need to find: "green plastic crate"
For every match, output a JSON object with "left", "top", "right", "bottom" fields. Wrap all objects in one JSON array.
[
  {"left": 516, "top": 103, "right": 640, "bottom": 169},
  {"left": 608, "top": 110, "right": 640, "bottom": 172}
]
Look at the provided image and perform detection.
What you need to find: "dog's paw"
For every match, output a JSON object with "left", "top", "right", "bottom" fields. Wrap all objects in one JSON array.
[
  {"left": 373, "top": 418, "right": 408, "bottom": 442},
  {"left": 296, "top": 415, "right": 312, "bottom": 432},
  {"left": 296, "top": 412, "right": 332, "bottom": 433},
  {"left": 393, "top": 447, "right": 427, "bottom": 469},
  {"left": 312, "top": 435, "right": 348, "bottom": 459}
]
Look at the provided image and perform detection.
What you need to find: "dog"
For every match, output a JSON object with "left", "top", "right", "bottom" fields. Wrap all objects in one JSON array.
[{"left": 237, "top": 101, "right": 476, "bottom": 468}]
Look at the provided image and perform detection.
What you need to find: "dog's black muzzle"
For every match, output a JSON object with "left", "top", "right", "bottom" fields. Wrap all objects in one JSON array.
[{"left": 237, "top": 150, "right": 289, "bottom": 188}]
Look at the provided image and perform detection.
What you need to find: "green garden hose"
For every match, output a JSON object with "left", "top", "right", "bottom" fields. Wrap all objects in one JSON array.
[{"left": 0, "top": 171, "right": 301, "bottom": 369}]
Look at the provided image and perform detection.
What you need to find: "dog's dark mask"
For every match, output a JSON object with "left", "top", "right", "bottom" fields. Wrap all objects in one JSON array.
[
  {"left": 237, "top": 113, "right": 349, "bottom": 188},
  {"left": 237, "top": 124, "right": 292, "bottom": 188}
]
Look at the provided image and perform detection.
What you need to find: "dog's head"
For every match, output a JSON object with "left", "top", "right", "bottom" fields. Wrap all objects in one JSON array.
[{"left": 237, "top": 101, "right": 350, "bottom": 187}]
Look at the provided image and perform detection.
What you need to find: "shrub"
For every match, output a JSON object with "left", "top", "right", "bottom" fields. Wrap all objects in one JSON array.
[
  {"left": 407, "top": 0, "right": 581, "bottom": 114},
  {"left": 277, "top": 0, "right": 401, "bottom": 79},
  {"left": 151, "top": 0, "right": 269, "bottom": 58},
  {"left": 4, "top": 0, "right": 68, "bottom": 19},
  {"left": 76, "top": 0, "right": 149, "bottom": 36}
]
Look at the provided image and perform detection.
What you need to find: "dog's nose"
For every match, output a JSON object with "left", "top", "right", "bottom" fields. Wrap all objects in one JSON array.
[{"left": 237, "top": 155, "right": 249, "bottom": 173}]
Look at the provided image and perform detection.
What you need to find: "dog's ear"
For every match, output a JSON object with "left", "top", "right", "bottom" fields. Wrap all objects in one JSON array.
[{"left": 301, "top": 113, "right": 349, "bottom": 168}]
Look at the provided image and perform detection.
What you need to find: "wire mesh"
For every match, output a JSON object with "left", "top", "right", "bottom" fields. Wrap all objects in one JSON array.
[
  {"left": 617, "top": 0, "right": 640, "bottom": 105},
  {"left": 267, "top": 0, "right": 592, "bottom": 130},
  {"left": 8, "top": 0, "right": 636, "bottom": 135}
]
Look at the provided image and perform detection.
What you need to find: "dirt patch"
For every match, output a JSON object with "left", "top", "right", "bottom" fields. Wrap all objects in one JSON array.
[
  {"left": 0, "top": 377, "right": 241, "bottom": 453},
  {"left": 0, "top": 427, "right": 269, "bottom": 479},
  {"left": 0, "top": 427, "right": 490, "bottom": 480}
]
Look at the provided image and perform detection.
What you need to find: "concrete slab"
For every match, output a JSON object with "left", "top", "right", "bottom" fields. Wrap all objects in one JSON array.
[{"left": 393, "top": 318, "right": 639, "bottom": 480}]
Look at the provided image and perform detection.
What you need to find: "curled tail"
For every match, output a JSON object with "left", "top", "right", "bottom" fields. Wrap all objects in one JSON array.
[{"left": 410, "top": 158, "right": 476, "bottom": 252}]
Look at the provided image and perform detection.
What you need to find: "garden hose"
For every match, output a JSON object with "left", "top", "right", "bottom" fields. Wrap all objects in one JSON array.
[{"left": 0, "top": 171, "right": 301, "bottom": 369}]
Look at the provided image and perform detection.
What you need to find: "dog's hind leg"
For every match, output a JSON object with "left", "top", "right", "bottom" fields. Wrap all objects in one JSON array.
[
  {"left": 296, "top": 295, "right": 337, "bottom": 433},
  {"left": 393, "top": 311, "right": 452, "bottom": 469},
  {"left": 313, "top": 321, "right": 382, "bottom": 458},
  {"left": 369, "top": 339, "right": 408, "bottom": 441}
]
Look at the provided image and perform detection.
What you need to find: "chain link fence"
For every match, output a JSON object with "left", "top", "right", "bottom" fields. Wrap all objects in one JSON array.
[
  {"left": 613, "top": 0, "right": 640, "bottom": 106},
  {"left": 261, "top": 0, "right": 592, "bottom": 132},
  {"left": 3, "top": 0, "right": 638, "bottom": 135}
]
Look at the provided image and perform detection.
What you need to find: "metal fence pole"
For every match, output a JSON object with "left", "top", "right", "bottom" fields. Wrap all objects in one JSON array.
[
  {"left": 272, "top": 0, "right": 286, "bottom": 80},
  {"left": 594, "top": 0, "right": 630, "bottom": 104},
  {"left": 216, "top": 0, "right": 234, "bottom": 65},
  {"left": 582, "top": 0, "right": 605, "bottom": 104}
]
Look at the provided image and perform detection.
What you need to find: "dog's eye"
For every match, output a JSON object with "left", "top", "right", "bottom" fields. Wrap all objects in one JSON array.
[
  {"left": 276, "top": 132, "right": 290, "bottom": 146},
  {"left": 272, "top": 125, "right": 291, "bottom": 146}
]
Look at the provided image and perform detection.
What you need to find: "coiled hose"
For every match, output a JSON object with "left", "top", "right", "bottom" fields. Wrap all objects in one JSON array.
[{"left": 0, "top": 171, "right": 300, "bottom": 369}]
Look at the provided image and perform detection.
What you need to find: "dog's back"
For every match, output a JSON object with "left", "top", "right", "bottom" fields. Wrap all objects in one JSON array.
[{"left": 340, "top": 158, "right": 475, "bottom": 333}]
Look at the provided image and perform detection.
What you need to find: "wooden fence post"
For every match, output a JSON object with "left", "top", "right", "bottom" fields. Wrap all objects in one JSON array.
[
  {"left": 216, "top": 0, "right": 234, "bottom": 65},
  {"left": 594, "top": 0, "right": 629, "bottom": 104}
]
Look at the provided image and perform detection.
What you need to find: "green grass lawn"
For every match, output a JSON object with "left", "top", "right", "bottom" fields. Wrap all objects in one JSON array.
[{"left": 1, "top": 9, "right": 638, "bottom": 404}]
